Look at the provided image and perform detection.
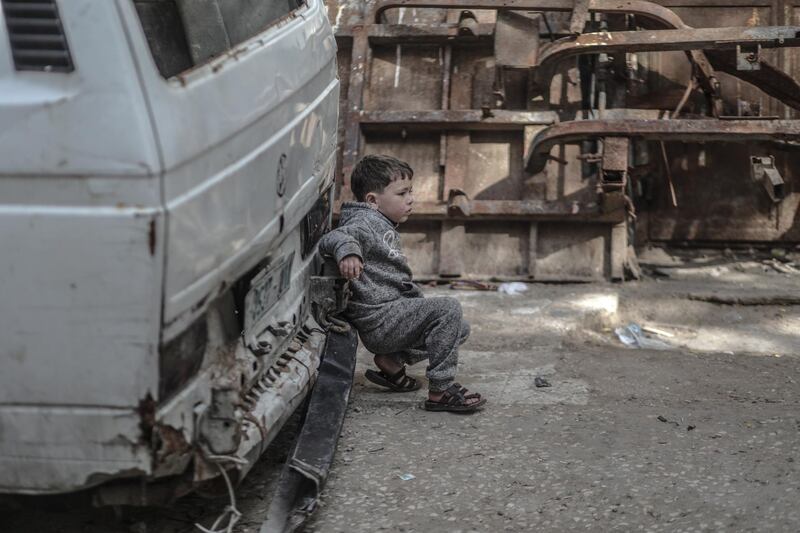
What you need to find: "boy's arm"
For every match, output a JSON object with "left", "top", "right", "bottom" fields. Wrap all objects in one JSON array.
[{"left": 318, "top": 225, "right": 369, "bottom": 264}]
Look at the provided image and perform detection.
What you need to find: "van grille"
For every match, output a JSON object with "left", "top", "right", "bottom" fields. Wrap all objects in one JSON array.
[{"left": 2, "top": 0, "right": 73, "bottom": 72}]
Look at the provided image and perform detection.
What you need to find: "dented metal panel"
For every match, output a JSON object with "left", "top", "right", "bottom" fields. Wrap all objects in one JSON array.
[
  {"left": 0, "top": 407, "right": 152, "bottom": 494},
  {"left": 119, "top": 0, "right": 340, "bottom": 335}
]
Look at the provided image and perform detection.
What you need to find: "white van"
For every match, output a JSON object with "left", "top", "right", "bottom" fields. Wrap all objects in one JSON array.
[{"left": 0, "top": 0, "right": 339, "bottom": 503}]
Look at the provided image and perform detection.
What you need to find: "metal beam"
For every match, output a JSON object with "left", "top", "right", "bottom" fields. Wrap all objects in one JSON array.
[
  {"left": 410, "top": 200, "right": 624, "bottom": 221},
  {"left": 525, "top": 119, "right": 800, "bottom": 173},
  {"left": 358, "top": 110, "right": 558, "bottom": 132},
  {"left": 705, "top": 49, "right": 800, "bottom": 111},
  {"left": 536, "top": 26, "right": 800, "bottom": 78},
  {"left": 370, "top": 0, "right": 689, "bottom": 29},
  {"left": 335, "top": 23, "right": 496, "bottom": 44}
]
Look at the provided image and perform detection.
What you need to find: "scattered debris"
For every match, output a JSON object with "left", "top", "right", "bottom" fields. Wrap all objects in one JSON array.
[
  {"left": 764, "top": 258, "right": 799, "bottom": 274},
  {"left": 398, "top": 473, "right": 416, "bottom": 481},
  {"left": 497, "top": 282, "right": 529, "bottom": 296},
  {"left": 657, "top": 415, "right": 680, "bottom": 427},
  {"left": 642, "top": 325, "right": 675, "bottom": 338},
  {"left": 450, "top": 280, "right": 497, "bottom": 291},
  {"left": 687, "top": 425, "right": 696, "bottom": 431},
  {"left": 771, "top": 248, "right": 788, "bottom": 261},
  {"left": 687, "top": 292, "right": 800, "bottom": 305},
  {"left": 534, "top": 376, "right": 552, "bottom": 388},
  {"left": 615, "top": 323, "right": 673, "bottom": 350}
]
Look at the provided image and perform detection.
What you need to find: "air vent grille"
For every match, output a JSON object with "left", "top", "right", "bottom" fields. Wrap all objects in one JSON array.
[{"left": 2, "top": 0, "right": 73, "bottom": 72}]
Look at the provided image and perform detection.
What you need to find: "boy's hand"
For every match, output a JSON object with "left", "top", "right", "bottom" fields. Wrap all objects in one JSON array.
[{"left": 338, "top": 255, "right": 364, "bottom": 280}]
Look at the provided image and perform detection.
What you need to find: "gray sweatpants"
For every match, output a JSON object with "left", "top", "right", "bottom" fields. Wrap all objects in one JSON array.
[{"left": 353, "top": 296, "right": 469, "bottom": 392}]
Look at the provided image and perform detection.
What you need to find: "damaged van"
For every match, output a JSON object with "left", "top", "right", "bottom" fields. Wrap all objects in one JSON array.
[{"left": 0, "top": 0, "right": 340, "bottom": 504}]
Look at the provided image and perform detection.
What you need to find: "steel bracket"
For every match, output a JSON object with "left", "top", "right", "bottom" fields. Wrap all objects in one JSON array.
[
  {"left": 750, "top": 155, "right": 785, "bottom": 203},
  {"left": 737, "top": 43, "right": 761, "bottom": 71}
]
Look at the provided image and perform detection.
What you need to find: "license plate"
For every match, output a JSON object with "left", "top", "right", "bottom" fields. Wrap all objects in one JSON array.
[{"left": 244, "top": 252, "right": 294, "bottom": 333}]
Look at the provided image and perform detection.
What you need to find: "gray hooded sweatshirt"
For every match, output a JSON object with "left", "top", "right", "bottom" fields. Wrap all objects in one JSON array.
[
  {"left": 318, "top": 202, "right": 470, "bottom": 392},
  {"left": 318, "top": 202, "right": 423, "bottom": 329}
]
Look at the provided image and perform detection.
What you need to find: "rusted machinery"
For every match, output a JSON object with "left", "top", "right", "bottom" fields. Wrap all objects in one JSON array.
[{"left": 327, "top": 0, "right": 800, "bottom": 280}]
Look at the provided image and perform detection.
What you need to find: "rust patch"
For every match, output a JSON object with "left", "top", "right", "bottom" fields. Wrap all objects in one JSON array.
[
  {"left": 154, "top": 424, "right": 191, "bottom": 466},
  {"left": 148, "top": 219, "right": 156, "bottom": 257},
  {"left": 137, "top": 393, "right": 156, "bottom": 444}
]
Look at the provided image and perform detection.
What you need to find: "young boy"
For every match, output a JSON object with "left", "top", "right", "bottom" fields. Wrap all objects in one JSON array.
[{"left": 319, "top": 155, "right": 486, "bottom": 412}]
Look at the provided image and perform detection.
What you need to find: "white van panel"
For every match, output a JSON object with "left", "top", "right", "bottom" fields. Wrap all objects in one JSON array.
[
  {"left": 0, "top": 0, "right": 164, "bottom": 409},
  {"left": 0, "top": 1, "right": 161, "bottom": 176},
  {"left": 0, "top": 206, "right": 163, "bottom": 406},
  {"left": 119, "top": 0, "right": 339, "bottom": 331},
  {"left": 0, "top": 406, "right": 151, "bottom": 494}
]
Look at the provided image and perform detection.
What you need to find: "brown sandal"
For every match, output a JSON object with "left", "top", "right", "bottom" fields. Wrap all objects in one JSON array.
[
  {"left": 365, "top": 366, "right": 421, "bottom": 392},
  {"left": 422, "top": 383, "right": 486, "bottom": 412}
]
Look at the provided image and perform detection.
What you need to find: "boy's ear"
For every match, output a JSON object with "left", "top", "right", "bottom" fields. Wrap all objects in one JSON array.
[{"left": 365, "top": 192, "right": 378, "bottom": 207}]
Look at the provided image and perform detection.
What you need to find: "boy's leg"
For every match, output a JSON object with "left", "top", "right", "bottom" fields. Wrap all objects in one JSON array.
[
  {"left": 383, "top": 318, "right": 468, "bottom": 366},
  {"left": 359, "top": 297, "right": 466, "bottom": 392},
  {"left": 420, "top": 298, "right": 464, "bottom": 392}
]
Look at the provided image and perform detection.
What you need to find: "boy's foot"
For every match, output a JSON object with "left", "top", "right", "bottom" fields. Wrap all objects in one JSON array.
[
  {"left": 365, "top": 354, "right": 421, "bottom": 392},
  {"left": 423, "top": 383, "right": 486, "bottom": 413}
]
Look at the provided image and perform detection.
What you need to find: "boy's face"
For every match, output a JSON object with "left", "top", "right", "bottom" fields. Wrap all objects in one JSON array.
[{"left": 366, "top": 176, "right": 414, "bottom": 224}]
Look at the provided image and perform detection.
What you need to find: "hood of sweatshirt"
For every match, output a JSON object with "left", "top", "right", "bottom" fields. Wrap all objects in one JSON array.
[{"left": 338, "top": 201, "right": 396, "bottom": 230}]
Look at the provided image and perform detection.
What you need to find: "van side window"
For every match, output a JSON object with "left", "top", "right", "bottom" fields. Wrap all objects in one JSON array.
[{"left": 133, "top": 0, "right": 305, "bottom": 79}]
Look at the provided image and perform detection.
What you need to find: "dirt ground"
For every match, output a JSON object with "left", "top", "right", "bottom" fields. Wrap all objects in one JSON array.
[{"left": 4, "top": 250, "right": 800, "bottom": 532}]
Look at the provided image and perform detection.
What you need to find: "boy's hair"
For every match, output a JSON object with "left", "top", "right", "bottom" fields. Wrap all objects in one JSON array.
[{"left": 351, "top": 155, "right": 413, "bottom": 202}]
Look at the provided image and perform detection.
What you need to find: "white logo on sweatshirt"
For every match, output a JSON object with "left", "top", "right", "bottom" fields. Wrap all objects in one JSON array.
[{"left": 382, "top": 230, "right": 404, "bottom": 259}]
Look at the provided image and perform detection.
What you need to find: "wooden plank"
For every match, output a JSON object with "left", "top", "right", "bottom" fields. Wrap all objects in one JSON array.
[
  {"left": 438, "top": 46, "right": 469, "bottom": 277},
  {"left": 528, "top": 222, "right": 539, "bottom": 278},
  {"left": 535, "top": 223, "right": 609, "bottom": 281},
  {"left": 610, "top": 222, "right": 627, "bottom": 280},
  {"left": 569, "top": 0, "right": 591, "bottom": 33},
  {"left": 402, "top": 221, "right": 440, "bottom": 276},
  {"left": 442, "top": 133, "right": 470, "bottom": 195},
  {"left": 462, "top": 222, "right": 530, "bottom": 276},
  {"left": 466, "top": 131, "right": 523, "bottom": 200},
  {"left": 439, "top": 221, "right": 467, "bottom": 276},
  {"left": 341, "top": 29, "right": 369, "bottom": 201},
  {"left": 334, "top": 43, "right": 352, "bottom": 192},
  {"left": 366, "top": 45, "right": 443, "bottom": 110},
  {"left": 439, "top": 133, "right": 470, "bottom": 275}
]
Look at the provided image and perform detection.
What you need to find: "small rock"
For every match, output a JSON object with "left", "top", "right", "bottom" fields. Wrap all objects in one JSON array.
[{"left": 771, "top": 248, "right": 788, "bottom": 261}]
